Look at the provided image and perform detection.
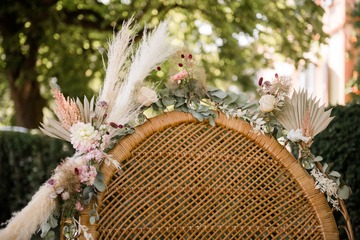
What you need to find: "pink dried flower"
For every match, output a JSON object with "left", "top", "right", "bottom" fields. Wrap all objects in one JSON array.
[
  {"left": 61, "top": 191, "right": 70, "bottom": 200},
  {"left": 51, "top": 87, "right": 82, "bottom": 130},
  {"left": 170, "top": 70, "right": 189, "bottom": 84},
  {"left": 75, "top": 202, "right": 84, "bottom": 211},
  {"left": 85, "top": 149, "right": 104, "bottom": 162},
  {"left": 78, "top": 165, "right": 97, "bottom": 185},
  {"left": 47, "top": 179, "right": 56, "bottom": 186}
]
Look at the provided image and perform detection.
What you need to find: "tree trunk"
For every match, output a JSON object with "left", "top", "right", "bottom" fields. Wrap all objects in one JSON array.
[{"left": 8, "top": 73, "right": 46, "bottom": 129}]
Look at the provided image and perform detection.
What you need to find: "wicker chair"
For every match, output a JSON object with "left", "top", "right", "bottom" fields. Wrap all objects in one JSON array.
[{"left": 70, "top": 111, "right": 340, "bottom": 239}]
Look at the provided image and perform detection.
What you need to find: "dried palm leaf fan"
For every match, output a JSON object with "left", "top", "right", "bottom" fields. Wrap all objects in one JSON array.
[{"left": 62, "top": 111, "right": 340, "bottom": 239}]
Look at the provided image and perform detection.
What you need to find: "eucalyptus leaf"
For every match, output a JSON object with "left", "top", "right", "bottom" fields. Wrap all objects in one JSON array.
[
  {"left": 323, "top": 163, "right": 328, "bottom": 173},
  {"left": 173, "top": 88, "right": 187, "bottom": 97},
  {"left": 90, "top": 216, "right": 96, "bottom": 225},
  {"left": 94, "top": 171, "right": 106, "bottom": 192},
  {"left": 48, "top": 214, "right": 58, "bottom": 228},
  {"left": 329, "top": 170, "right": 341, "bottom": 178},
  {"left": 180, "top": 106, "right": 189, "bottom": 112},
  {"left": 155, "top": 100, "right": 165, "bottom": 108},
  {"left": 210, "top": 90, "right": 227, "bottom": 99},
  {"left": 162, "top": 96, "right": 176, "bottom": 106},
  {"left": 223, "top": 92, "right": 238, "bottom": 105},
  {"left": 314, "top": 156, "right": 323, "bottom": 162},
  {"left": 43, "top": 230, "right": 55, "bottom": 240},
  {"left": 89, "top": 209, "right": 97, "bottom": 216},
  {"left": 190, "top": 110, "right": 204, "bottom": 121},
  {"left": 174, "top": 101, "right": 185, "bottom": 108},
  {"left": 209, "top": 116, "right": 216, "bottom": 126},
  {"left": 207, "top": 86, "right": 218, "bottom": 92},
  {"left": 40, "top": 223, "right": 51, "bottom": 238},
  {"left": 338, "top": 185, "right": 351, "bottom": 200}
]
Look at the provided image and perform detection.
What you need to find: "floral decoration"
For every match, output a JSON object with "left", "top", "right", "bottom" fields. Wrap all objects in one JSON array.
[{"left": 0, "top": 20, "right": 352, "bottom": 240}]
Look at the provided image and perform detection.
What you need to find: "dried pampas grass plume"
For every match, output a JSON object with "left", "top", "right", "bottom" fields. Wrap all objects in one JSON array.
[
  {"left": 277, "top": 89, "right": 334, "bottom": 138},
  {"left": 98, "top": 19, "right": 136, "bottom": 114},
  {"left": 108, "top": 20, "right": 175, "bottom": 123},
  {"left": 0, "top": 185, "right": 56, "bottom": 240}
]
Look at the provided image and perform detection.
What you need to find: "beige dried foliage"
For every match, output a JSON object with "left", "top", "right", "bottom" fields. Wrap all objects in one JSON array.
[{"left": 277, "top": 89, "right": 334, "bottom": 138}]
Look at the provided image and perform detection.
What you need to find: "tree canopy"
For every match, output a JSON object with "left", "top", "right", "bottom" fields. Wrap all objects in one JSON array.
[{"left": 0, "top": 0, "right": 327, "bottom": 128}]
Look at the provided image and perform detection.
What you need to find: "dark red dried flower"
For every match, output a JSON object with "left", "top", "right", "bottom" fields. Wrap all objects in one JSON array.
[
  {"left": 178, "top": 63, "right": 183, "bottom": 67},
  {"left": 181, "top": 54, "right": 185, "bottom": 58},
  {"left": 263, "top": 81, "right": 271, "bottom": 86},
  {"left": 103, "top": 113, "right": 107, "bottom": 119},
  {"left": 188, "top": 54, "right": 193, "bottom": 59},
  {"left": 74, "top": 168, "right": 79, "bottom": 175},
  {"left": 258, "top": 77, "right": 263, "bottom": 86},
  {"left": 275, "top": 73, "right": 279, "bottom": 78},
  {"left": 156, "top": 66, "right": 161, "bottom": 71},
  {"left": 47, "top": 179, "right": 56, "bottom": 186},
  {"left": 110, "top": 122, "right": 118, "bottom": 128},
  {"left": 118, "top": 124, "right": 124, "bottom": 129}
]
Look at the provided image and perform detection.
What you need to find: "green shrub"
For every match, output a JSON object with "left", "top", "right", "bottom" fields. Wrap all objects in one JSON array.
[
  {"left": 311, "top": 103, "right": 360, "bottom": 239},
  {"left": 0, "top": 130, "right": 73, "bottom": 226}
]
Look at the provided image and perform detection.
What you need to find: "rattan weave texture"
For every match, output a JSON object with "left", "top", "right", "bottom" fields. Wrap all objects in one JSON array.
[{"left": 77, "top": 112, "right": 338, "bottom": 239}]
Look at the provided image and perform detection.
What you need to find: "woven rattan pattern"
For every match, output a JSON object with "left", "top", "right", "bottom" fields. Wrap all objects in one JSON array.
[{"left": 77, "top": 112, "right": 338, "bottom": 240}]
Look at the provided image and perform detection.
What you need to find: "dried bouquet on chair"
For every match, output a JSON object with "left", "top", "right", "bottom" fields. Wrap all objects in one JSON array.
[{"left": 0, "top": 19, "right": 353, "bottom": 240}]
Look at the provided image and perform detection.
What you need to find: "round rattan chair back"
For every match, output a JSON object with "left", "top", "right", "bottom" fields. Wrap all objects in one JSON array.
[{"left": 75, "top": 112, "right": 338, "bottom": 239}]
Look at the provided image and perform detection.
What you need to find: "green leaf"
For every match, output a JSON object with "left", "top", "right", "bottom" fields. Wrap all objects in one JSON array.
[
  {"left": 155, "top": 100, "right": 164, "bottom": 108},
  {"left": 190, "top": 110, "right": 204, "bottom": 121},
  {"left": 180, "top": 106, "right": 189, "bottom": 112},
  {"left": 40, "top": 223, "right": 51, "bottom": 238},
  {"left": 209, "top": 116, "right": 216, "bottom": 126},
  {"left": 43, "top": 230, "right": 55, "bottom": 240},
  {"left": 94, "top": 171, "right": 106, "bottom": 192},
  {"left": 323, "top": 163, "right": 328, "bottom": 173},
  {"left": 48, "top": 214, "right": 58, "bottom": 228},
  {"left": 338, "top": 185, "right": 351, "bottom": 200},
  {"left": 223, "top": 91, "right": 238, "bottom": 105},
  {"left": 162, "top": 96, "right": 176, "bottom": 106},
  {"left": 90, "top": 216, "right": 96, "bottom": 225},
  {"left": 210, "top": 90, "right": 227, "bottom": 99},
  {"left": 329, "top": 170, "right": 341, "bottom": 178},
  {"left": 83, "top": 186, "right": 95, "bottom": 204},
  {"left": 207, "top": 86, "right": 218, "bottom": 92}
]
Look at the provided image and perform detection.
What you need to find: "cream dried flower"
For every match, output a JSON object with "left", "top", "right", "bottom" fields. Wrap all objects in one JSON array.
[
  {"left": 136, "top": 86, "right": 159, "bottom": 106},
  {"left": 259, "top": 95, "right": 276, "bottom": 112},
  {"left": 70, "top": 122, "right": 99, "bottom": 152}
]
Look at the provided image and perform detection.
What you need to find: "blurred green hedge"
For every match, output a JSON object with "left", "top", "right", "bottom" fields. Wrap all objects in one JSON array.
[
  {"left": 311, "top": 103, "right": 360, "bottom": 239},
  {"left": 0, "top": 130, "right": 73, "bottom": 227}
]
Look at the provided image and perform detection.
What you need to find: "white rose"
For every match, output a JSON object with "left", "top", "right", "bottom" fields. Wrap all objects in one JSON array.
[
  {"left": 259, "top": 94, "right": 276, "bottom": 112},
  {"left": 137, "top": 86, "right": 158, "bottom": 107},
  {"left": 287, "top": 128, "right": 310, "bottom": 143}
]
